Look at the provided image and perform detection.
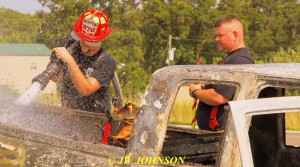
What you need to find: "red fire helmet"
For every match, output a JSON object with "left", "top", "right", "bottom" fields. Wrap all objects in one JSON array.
[{"left": 73, "top": 9, "right": 113, "bottom": 41}]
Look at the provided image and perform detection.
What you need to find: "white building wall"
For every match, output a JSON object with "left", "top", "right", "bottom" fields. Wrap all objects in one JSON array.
[{"left": 0, "top": 55, "right": 57, "bottom": 94}]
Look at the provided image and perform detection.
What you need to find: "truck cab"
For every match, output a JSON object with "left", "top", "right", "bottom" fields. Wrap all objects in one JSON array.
[
  {"left": 230, "top": 96, "right": 300, "bottom": 167},
  {"left": 128, "top": 63, "right": 300, "bottom": 167},
  {"left": 1, "top": 63, "right": 300, "bottom": 166}
]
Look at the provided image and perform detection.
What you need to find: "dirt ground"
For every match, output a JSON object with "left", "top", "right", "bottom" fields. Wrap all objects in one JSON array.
[{"left": 286, "top": 131, "right": 300, "bottom": 147}]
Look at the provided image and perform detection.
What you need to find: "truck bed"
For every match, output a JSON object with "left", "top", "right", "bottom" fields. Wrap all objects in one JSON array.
[
  {"left": 0, "top": 99, "right": 125, "bottom": 166},
  {"left": 162, "top": 125, "right": 223, "bottom": 165}
]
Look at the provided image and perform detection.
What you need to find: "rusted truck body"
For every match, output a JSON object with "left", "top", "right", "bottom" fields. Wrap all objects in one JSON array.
[{"left": 1, "top": 63, "right": 300, "bottom": 166}]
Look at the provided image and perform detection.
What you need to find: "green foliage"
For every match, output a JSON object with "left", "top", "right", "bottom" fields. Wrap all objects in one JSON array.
[
  {"left": 245, "top": 0, "right": 300, "bottom": 61},
  {"left": 286, "top": 89, "right": 300, "bottom": 96},
  {"left": 0, "top": 8, "right": 42, "bottom": 43},
  {"left": 37, "top": 0, "right": 92, "bottom": 48},
  {"left": 264, "top": 45, "right": 300, "bottom": 63}
]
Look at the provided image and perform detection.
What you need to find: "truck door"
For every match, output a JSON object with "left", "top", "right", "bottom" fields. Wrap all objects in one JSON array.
[{"left": 229, "top": 96, "right": 300, "bottom": 167}]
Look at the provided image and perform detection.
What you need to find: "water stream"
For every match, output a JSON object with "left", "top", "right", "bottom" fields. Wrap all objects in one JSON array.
[{"left": 15, "top": 82, "right": 42, "bottom": 105}]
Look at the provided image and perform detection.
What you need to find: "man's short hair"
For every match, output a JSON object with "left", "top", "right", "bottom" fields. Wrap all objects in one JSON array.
[{"left": 215, "top": 15, "right": 242, "bottom": 28}]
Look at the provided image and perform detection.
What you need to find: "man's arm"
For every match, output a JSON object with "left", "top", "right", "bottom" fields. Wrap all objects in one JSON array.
[
  {"left": 66, "top": 58, "right": 101, "bottom": 96},
  {"left": 53, "top": 47, "right": 101, "bottom": 96},
  {"left": 189, "top": 84, "right": 229, "bottom": 106}
]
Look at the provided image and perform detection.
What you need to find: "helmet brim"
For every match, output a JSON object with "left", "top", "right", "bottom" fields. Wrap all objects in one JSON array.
[{"left": 70, "top": 31, "right": 81, "bottom": 41}]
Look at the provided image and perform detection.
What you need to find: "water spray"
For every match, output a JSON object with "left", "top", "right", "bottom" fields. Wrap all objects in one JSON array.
[{"left": 32, "top": 53, "right": 63, "bottom": 90}]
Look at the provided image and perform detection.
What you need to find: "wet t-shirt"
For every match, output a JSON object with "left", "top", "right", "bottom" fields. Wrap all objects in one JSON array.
[
  {"left": 196, "top": 48, "right": 254, "bottom": 131},
  {"left": 61, "top": 41, "right": 116, "bottom": 114}
]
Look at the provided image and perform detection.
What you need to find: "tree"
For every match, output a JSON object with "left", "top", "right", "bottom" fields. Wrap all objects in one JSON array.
[
  {"left": 103, "top": 1, "right": 150, "bottom": 99},
  {"left": 37, "top": 0, "right": 92, "bottom": 48},
  {"left": 137, "top": 0, "right": 172, "bottom": 72},
  {"left": 0, "top": 8, "right": 42, "bottom": 43},
  {"left": 281, "top": 0, "right": 300, "bottom": 48},
  {"left": 244, "top": 0, "right": 300, "bottom": 61},
  {"left": 185, "top": 0, "right": 221, "bottom": 64},
  {"left": 264, "top": 45, "right": 300, "bottom": 63}
]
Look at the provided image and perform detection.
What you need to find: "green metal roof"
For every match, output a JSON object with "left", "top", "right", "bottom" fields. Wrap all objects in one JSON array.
[{"left": 0, "top": 44, "right": 51, "bottom": 56}]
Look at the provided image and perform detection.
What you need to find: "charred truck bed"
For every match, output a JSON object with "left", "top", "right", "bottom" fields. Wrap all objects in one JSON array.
[{"left": 162, "top": 126, "right": 222, "bottom": 165}]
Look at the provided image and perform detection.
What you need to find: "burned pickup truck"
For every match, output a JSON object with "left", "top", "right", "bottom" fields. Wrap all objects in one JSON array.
[{"left": 1, "top": 63, "right": 300, "bottom": 166}]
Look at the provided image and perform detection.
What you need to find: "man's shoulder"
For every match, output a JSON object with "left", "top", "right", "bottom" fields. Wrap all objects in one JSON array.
[
  {"left": 232, "top": 47, "right": 250, "bottom": 54},
  {"left": 227, "top": 56, "right": 254, "bottom": 64},
  {"left": 226, "top": 48, "right": 254, "bottom": 64},
  {"left": 99, "top": 50, "right": 115, "bottom": 63},
  {"left": 93, "top": 50, "right": 116, "bottom": 68}
]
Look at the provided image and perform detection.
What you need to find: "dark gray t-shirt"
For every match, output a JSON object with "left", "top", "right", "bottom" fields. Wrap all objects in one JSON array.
[
  {"left": 196, "top": 48, "right": 254, "bottom": 130},
  {"left": 60, "top": 40, "right": 116, "bottom": 114}
]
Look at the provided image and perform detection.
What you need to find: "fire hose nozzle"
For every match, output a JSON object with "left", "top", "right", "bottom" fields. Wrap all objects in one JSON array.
[
  {"left": 32, "top": 73, "right": 50, "bottom": 90},
  {"left": 32, "top": 40, "right": 79, "bottom": 91},
  {"left": 32, "top": 60, "right": 61, "bottom": 90}
]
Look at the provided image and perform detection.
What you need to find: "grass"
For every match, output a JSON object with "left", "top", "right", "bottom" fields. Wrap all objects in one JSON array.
[
  {"left": 168, "top": 86, "right": 196, "bottom": 125},
  {"left": 285, "top": 112, "right": 300, "bottom": 131},
  {"left": 169, "top": 100, "right": 196, "bottom": 126},
  {"left": 35, "top": 92, "right": 62, "bottom": 106}
]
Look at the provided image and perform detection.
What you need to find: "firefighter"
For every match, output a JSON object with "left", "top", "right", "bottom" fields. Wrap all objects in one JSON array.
[
  {"left": 189, "top": 15, "right": 254, "bottom": 131},
  {"left": 51, "top": 9, "right": 115, "bottom": 115}
]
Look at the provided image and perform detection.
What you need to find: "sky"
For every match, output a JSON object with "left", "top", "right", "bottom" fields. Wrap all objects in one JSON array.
[
  {"left": 0, "top": 0, "right": 49, "bottom": 14},
  {"left": 0, "top": 0, "right": 223, "bottom": 15}
]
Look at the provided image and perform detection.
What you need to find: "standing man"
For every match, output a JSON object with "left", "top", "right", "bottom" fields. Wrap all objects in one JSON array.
[
  {"left": 189, "top": 15, "right": 254, "bottom": 131},
  {"left": 50, "top": 9, "right": 116, "bottom": 115}
]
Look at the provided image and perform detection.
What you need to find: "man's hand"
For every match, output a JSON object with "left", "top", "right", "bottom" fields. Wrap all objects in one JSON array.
[
  {"left": 52, "top": 47, "right": 74, "bottom": 64},
  {"left": 189, "top": 84, "right": 202, "bottom": 98},
  {"left": 189, "top": 83, "right": 230, "bottom": 106}
]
